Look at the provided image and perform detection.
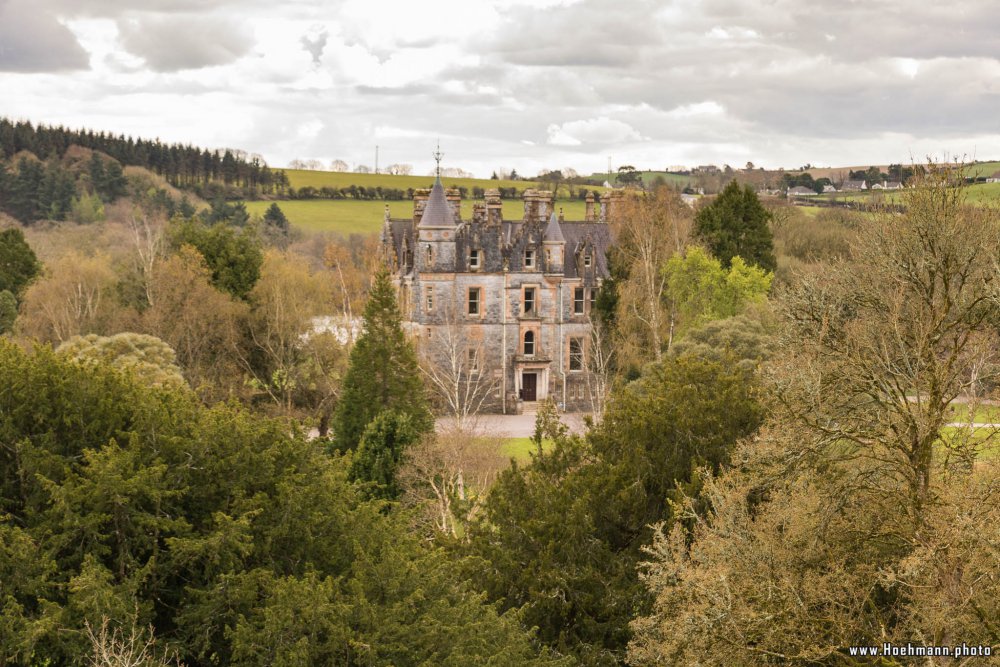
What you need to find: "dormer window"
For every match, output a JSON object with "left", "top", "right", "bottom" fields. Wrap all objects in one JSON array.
[
  {"left": 524, "top": 249, "right": 535, "bottom": 269},
  {"left": 469, "top": 248, "right": 481, "bottom": 270}
]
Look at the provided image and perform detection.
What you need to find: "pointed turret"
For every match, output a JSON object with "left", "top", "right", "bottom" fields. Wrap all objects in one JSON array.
[
  {"left": 418, "top": 176, "right": 456, "bottom": 228},
  {"left": 544, "top": 210, "right": 565, "bottom": 242},
  {"left": 543, "top": 210, "right": 566, "bottom": 274}
]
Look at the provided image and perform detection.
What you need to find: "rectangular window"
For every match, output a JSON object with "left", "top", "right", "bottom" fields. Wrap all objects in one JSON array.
[
  {"left": 468, "top": 287, "right": 481, "bottom": 316},
  {"left": 469, "top": 248, "right": 481, "bottom": 269},
  {"left": 574, "top": 287, "right": 585, "bottom": 315},
  {"left": 524, "top": 287, "right": 536, "bottom": 315},
  {"left": 583, "top": 252, "right": 592, "bottom": 268},
  {"left": 425, "top": 285, "right": 434, "bottom": 311},
  {"left": 569, "top": 337, "right": 584, "bottom": 371},
  {"left": 467, "top": 348, "right": 480, "bottom": 374},
  {"left": 589, "top": 288, "right": 597, "bottom": 310},
  {"left": 524, "top": 249, "right": 535, "bottom": 269}
]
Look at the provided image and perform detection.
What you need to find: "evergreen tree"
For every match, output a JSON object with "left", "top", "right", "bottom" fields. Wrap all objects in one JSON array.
[
  {"left": 332, "top": 269, "right": 432, "bottom": 451},
  {"left": 349, "top": 410, "right": 420, "bottom": 500},
  {"left": 0, "top": 227, "right": 41, "bottom": 299},
  {"left": 0, "top": 290, "right": 16, "bottom": 334},
  {"left": 262, "top": 202, "right": 289, "bottom": 233},
  {"left": 693, "top": 180, "right": 776, "bottom": 271}
]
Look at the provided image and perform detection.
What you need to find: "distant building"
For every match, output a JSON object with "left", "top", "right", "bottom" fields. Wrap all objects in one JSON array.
[
  {"left": 381, "top": 177, "right": 613, "bottom": 413},
  {"left": 841, "top": 180, "right": 868, "bottom": 191},
  {"left": 986, "top": 171, "right": 1000, "bottom": 183},
  {"left": 823, "top": 184, "right": 838, "bottom": 193},
  {"left": 788, "top": 186, "right": 817, "bottom": 196}
]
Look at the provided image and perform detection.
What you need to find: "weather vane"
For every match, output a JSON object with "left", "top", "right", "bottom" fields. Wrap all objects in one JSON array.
[{"left": 432, "top": 141, "right": 443, "bottom": 177}]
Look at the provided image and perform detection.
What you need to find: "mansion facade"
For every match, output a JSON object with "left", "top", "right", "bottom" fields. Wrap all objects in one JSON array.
[{"left": 381, "top": 177, "right": 616, "bottom": 413}]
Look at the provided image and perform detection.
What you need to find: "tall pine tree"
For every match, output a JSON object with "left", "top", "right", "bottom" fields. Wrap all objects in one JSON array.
[{"left": 332, "top": 269, "right": 432, "bottom": 450}]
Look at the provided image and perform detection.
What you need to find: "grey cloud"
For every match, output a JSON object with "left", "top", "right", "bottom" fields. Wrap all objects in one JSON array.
[
  {"left": 118, "top": 15, "right": 254, "bottom": 72},
  {"left": 0, "top": 0, "right": 89, "bottom": 72},
  {"left": 301, "top": 29, "right": 328, "bottom": 65}
]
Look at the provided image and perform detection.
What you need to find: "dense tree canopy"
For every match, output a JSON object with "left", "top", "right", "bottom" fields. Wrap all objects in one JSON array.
[
  {"left": 0, "top": 341, "right": 567, "bottom": 666},
  {"left": 693, "top": 180, "right": 776, "bottom": 271},
  {"left": 465, "top": 355, "right": 764, "bottom": 665}
]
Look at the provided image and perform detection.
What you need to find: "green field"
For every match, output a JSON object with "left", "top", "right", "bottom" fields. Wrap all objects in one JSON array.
[
  {"left": 246, "top": 198, "right": 592, "bottom": 235},
  {"left": 285, "top": 168, "right": 533, "bottom": 193},
  {"left": 964, "top": 161, "right": 1000, "bottom": 178},
  {"left": 587, "top": 170, "right": 694, "bottom": 189}
]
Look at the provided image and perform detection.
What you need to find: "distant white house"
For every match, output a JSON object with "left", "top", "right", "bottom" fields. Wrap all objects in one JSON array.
[
  {"left": 788, "top": 186, "right": 817, "bottom": 196},
  {"left": 986, "top": 171, "right": 1000, "bottom": 183},
  {"left": 872, "top": 181, "right": 903, "bottom": 190},
  {"left": 841, "top": 180, "right": 867, "bottom": 192},
  {"left": 822, "top": 184, "right": 838, "bottom": 193}
]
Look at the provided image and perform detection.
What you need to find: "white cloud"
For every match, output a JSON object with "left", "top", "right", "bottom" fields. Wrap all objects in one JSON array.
[
  {"left": 2, "top": 0, "right": 1000, "bottom": 175},
  {"left": 547, "top": 117, "right": 645, "bottom": 147}
]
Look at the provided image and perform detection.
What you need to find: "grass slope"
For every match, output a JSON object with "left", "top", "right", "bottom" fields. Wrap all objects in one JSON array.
[
  {"left": 286, "top": 169, "right": 533, "bottom": 193},
  {"left": 246, "top": 198, "right": 593, "bottom": 235}
]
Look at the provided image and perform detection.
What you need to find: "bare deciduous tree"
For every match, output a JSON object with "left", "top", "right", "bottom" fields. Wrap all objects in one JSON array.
[
  {"left": 612, "top": 187, "right": 692, "bottom": 364},
  {"left": 417, "top": 293, "right": 500, "bottom": 431},
  {"left": 86, "top": 616, "right": 183, "bottom": 667},
  {"left": 400, "top": 428, "right": 507, "bottom": 538}
]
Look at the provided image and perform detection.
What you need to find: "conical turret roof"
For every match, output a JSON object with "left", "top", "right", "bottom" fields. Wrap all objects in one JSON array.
[
  {"left": 544, "top": 210, "right": 565, "bottom": 243},
  {"left": 418, "top": 176, "right": 456, "bottom": 227}
]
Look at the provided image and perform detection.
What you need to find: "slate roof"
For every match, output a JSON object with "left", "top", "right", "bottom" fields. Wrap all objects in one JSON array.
[
  {"left": 544, "top": 211, "right": 565, "bottom": 242},
  {"left": 418, "top": 177, "right": 456, "bottom": 227},
  {"left": 562, "top": 222, "right": 611, "bottom": 280}
]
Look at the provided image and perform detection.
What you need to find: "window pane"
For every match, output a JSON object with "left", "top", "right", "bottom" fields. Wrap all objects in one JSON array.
[
  {"left": 569, "top": 338, "right": 583, "bottom": 370},
  {"left": 468, "top": 288, "right": 480, "bottom": 315}
]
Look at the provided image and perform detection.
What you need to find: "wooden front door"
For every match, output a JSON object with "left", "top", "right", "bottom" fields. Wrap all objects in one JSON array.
[{"left": 522, "top": 372, "right": 537, "bottom": 402}]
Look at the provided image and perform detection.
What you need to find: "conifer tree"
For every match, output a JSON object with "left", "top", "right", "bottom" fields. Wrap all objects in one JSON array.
[
  {"left": 694, "top": 180, "right": 776, "bottom": 271},
  {"left": 332, "top": 269, "right": 432, "bottom": 450}
]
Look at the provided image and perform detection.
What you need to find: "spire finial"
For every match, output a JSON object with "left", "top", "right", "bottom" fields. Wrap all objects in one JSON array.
[{"left": 432, "top": 141, "right": 444, "bottom": 178}]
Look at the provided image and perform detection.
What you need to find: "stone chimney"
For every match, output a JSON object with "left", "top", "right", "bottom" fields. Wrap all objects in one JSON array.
[
  {"left": 413, "top": 188, "right": 430, "bottom": 224},
  {"left": 472, "top": 202, "right": 486, "bottom": 223},
  {"left": 522, "top": 189, "right": 540, "bottom": 222},
  {"left": 600, "top": 190, "right": 625, "bottom": 223},
  {"left": 485, "top": 188, "right": 502, "bottom": 225},
  {"left": 446, "top": 188, "right": 462, "bottom": 221},
  {"left": 585, "top": 192, "right": 596, "bottom": 221},
  {"left": 537, "top": 191, "right": 553, "bottom": 222}
]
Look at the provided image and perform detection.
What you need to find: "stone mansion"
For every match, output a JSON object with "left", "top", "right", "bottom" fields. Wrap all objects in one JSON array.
[{"left": 381, "top": 174, "right": 616, "bottom": 413}]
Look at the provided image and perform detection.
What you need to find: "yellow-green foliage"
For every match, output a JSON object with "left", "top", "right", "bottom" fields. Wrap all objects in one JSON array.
[{"left": 663, "top": 246, "right": 772, "bottom": 338}]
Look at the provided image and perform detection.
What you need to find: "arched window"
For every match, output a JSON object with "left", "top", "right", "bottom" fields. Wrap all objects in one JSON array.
[
  {"left": 425, "top": 244, "right": 434, "bottom": 265},
  {"left": 523, "top": 330, "right": 535, "bottom": 356}
]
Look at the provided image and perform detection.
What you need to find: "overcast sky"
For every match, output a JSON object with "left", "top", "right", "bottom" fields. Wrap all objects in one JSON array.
[{"left": 2, "top": 0, "right": 998, "bottom": 177}]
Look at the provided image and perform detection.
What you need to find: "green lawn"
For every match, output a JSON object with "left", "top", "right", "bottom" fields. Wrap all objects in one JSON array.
[
  {"left": 500, "top": 437, "right": 555, "bottom": 462},
  {"left": 246, "top": 198, "right": 592, "bottom": 235},
  {"left": 945, "top": 403, "right": 1000, "bottom": 424}
]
